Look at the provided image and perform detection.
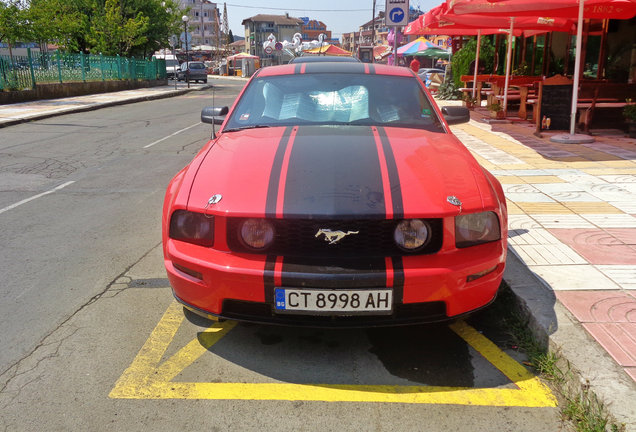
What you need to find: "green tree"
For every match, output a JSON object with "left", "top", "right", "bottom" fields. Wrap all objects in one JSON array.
[
  {"left": 89, "top": 0, "right": 149, "bottom": 56},
  {"left": 0, "top": 0, "right": 31, "bottom": 58},
  {"left": 28, "top": 0, "right": 91, "bottom": 52},
  {"left": 227, "top": 29, "right": 233, "bottom": 45},
  {"left": 451, "top": 36, "right": 495, "bottom": 88}
]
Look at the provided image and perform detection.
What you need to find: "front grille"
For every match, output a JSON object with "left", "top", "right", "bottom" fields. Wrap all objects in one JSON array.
[{"left": 227, "top": 218, "right": 443, "bottom": 257}]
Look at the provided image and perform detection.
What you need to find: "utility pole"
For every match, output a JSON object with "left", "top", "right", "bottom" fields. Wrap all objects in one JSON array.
[{"left": 371, "top": 0, "right": 376, "bottom": 48}]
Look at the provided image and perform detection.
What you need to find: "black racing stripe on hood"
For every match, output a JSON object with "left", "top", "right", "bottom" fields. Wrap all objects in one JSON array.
[
  {"left": 294, "top": 63, "right": 302, "bottom": 74},
  {"left": 368, "top": 64, "right": 376, "bottom": 74},
  {"left": 265, "top": 126, "right": 294, "bottom": 217},
  {"left": 391, "top": 256, "right": 404, "bottom": 302},
  {"left": 377, "top": 127, "right": 404, "bottom": 219},
  {"left": 303, "top": 62, "right": 366, "bottom": 74},
  {"left": 264, "top": 256, "right": 277, "bottom": 303},
  {"left": 282, "top": 126, "right": 386, "bottom": 218}
]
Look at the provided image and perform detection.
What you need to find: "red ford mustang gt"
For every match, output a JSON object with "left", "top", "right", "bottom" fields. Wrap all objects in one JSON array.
[{"left": 162, "top": 62, "right": 507, "bottom": 326}]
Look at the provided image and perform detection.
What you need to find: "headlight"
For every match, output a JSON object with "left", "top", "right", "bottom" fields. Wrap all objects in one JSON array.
[
  {"left": 394, "top": 219, "right": 430, "bottom": 251},
  {"left": 240, "top": 218, "right": 275, "bottom": 250},
  {"left": 169, "top": 210, "right": 214, "bottom": 246},
  {"left": 455, "top": 211, "right": 500, "bottom": 248}
]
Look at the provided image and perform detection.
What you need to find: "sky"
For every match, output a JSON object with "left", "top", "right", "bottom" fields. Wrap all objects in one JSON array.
[{"left": 221, "top": 0, "right": 440, "bottom": 41}]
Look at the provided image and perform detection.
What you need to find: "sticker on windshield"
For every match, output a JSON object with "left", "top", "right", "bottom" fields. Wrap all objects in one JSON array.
[{"left": 239, "top": 113, "right": 250, "bottom": 121}]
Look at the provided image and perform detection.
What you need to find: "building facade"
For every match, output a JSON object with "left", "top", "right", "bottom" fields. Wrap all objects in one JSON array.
[
  {"left": 298, "top": 17, "right": 339, "bottom": 45},
  {"left": 242, "top": 14, "right": 303, "bottom": 64},
  {"left": 178, "top": 0, "right": 221, "bottom": 47}
]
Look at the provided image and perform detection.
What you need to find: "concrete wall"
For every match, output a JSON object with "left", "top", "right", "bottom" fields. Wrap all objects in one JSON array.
[{"left": 0, "top": 79, "right": 168, "bottom": 105}]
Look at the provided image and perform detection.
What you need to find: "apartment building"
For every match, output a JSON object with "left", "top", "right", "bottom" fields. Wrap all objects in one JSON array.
[{"left": 178, "top": 0, "right": 221, "bottom": 47}]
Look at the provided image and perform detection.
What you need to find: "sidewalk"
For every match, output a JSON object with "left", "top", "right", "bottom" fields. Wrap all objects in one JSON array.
[
  {"left": 1, "top": 85, "right": 634, "bottom": 428},
  {"left": 442, "top": 102, "right": 636, "bottom": 429}
]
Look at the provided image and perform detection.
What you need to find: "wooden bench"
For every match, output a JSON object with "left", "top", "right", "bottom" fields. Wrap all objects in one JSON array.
[
  {"left": 576, "top": 82, "right": 636, "bottom": 132},
  {"left": 460, "top": 74, "right": 495, "bottom": 107}
]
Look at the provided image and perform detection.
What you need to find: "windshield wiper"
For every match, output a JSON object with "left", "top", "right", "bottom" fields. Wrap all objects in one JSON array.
[{"left": 223, "top": 125, "right": 272, "bottom": 133}]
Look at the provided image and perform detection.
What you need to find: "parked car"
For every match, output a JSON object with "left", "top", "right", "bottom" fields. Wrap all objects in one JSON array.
[
  {"left": 162, "top": 62, "right": 507, "bottom": 326},
  {"left": 177, "top": 61, "right": 208, "bottom": 83}
]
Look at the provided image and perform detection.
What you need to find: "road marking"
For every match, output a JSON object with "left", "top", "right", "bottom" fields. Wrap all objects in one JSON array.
[
  {"left": 110, "top": 301, "right": 557, "bottom": 407},
  {"left": 143, "top": 122, "right": 202, "bottom": 148},
  {"left": 0, "top": 181, "right": 75, "bottom": 215}
]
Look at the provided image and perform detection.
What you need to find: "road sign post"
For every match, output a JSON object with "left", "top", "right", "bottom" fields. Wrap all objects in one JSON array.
[{"left": 386, "top": 0, "right": 409, "bottom": 64}]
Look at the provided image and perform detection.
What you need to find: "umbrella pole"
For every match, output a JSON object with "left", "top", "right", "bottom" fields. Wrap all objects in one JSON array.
[
  {"left": 570, "top": 0, "right": 585, "bottom": 135},
  {"left": 473, "top": 30, "right": 481, "bottom": 99},
  {"left": 503, "top": 18, "right": 514, "bottom": 115}
]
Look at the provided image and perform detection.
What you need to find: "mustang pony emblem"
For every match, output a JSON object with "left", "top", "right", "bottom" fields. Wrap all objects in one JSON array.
[{"left": 315, "top": 229, "right": 360, "bottom": 245}]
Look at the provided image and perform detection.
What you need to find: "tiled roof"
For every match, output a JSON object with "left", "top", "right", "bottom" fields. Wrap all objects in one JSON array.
[{"left": 241, "top": 14, "right": 304, "bottom": 26}]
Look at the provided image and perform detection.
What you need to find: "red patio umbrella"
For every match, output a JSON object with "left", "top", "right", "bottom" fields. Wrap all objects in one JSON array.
[
  {"left": 406, "top": 4, "right": 575, "bottom": 102},
  {"left": 447, "top": 0, "right": 636, "bottom": 138}
]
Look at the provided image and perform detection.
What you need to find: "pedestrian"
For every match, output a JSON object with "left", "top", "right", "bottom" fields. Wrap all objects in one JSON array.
[{"left": 409, "top": 57, "right": 420, "bottom": 73}]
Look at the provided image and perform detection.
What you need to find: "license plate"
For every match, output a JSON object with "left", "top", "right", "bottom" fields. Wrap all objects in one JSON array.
[{"left": 274, "top": 288, "right": 393, "bottom": 315}]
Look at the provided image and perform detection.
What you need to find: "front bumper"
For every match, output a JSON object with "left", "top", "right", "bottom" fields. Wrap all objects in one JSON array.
[{"left": 165, "top": 239, "right": 506, "bottom": 327}]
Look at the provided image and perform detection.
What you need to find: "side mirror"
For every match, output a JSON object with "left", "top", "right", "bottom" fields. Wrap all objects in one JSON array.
[
  {"left": 441, "top": 106, "right": 470, "bottom": 125},
  {"left": 201, "top": 106, "right": 229, "bottom": 125}
]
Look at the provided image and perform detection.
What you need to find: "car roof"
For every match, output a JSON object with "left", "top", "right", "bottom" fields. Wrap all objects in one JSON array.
[
  {"left": 257, "top": 62, "right": 414, "bottom": 78},
  {"left": 289, "top": 56, "right": 361, "bottom": 64}
]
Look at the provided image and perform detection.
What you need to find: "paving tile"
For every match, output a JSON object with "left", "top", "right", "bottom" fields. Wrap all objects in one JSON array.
[
  {"left": 510, "top": 244, "right": 586, "bottom": 265},
  {"left": 495, "top": 175, "right": 524, "bottom": 184},
  {"left": 509, "top": 227, "right": 561, "bottom": 246},
  {"left": 532, "top": 265, "right": 620, "bottom": 290},
  {"left": 604, "top": 229, "right": 636, "bottom": 245},
  {"left": 581, "top": 184, "right": 634, "bottom": 202},
  {"left": 597, "top": 266, "right": 636, "bottom": 290},
  {"left": 505, "top": 192, "right": 556, "bottom": 203},
  {"left": 626, "top": 367, "right": 636, "bottom": 383},
  {"left": 598, "top": 175, "right": 636, "bottom": 183},
  {"left": 557, "top": 173, "right": 608, "bottom": 184},
  {"left": 549, "top": 228, "right": 636, "bottom": 265},
  {"left": 607, "top": 201, "right": 636, "bottom": 215},
  {"left": 507, "top": 214, "right": 541, "bottom": 230},
  {"left": 517, "top": 202, "right": 573, "bottom": 214},
  {"left": 506, "top": 201, "right": 524, "bottom": 214},
  {"left": 517, "top": 175, "right": 566, "bottom": 184},
  {"left": 581, "top": 214, "right": 636, "bottom": 228},
  {"left": 502, "top": 184, "right": 539, "bottom": 193},
  {"left": 582, "top": 323, "right": 636, "bottom": 367},
  {"left": 582, "top": 143, "right": 636, "bottom": 160},
  {"left": 546, "top": 191, "right": 602, "bottom": 202},
  {"left": 556, "top": 290, "right": 636, "bottom": 321},
  {"left": 531, "top": 214, "right": 595, "bottom": 229},
  {"left": 532, "top": 183, "right": 587, "bottom": 193},
  {"left": 563, "top": 202, "right": 623, "bottom": 214}
]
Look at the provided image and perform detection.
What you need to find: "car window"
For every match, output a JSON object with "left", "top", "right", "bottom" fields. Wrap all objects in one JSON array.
[
  {"left": 166, "top": 59, "right": 179, "bottom": 67},
  {"left": 224, "top": 73, "right": 444, "bottom": 132},
  {"left": 189, "top": 63, "right": 205, "bottom": 69}
]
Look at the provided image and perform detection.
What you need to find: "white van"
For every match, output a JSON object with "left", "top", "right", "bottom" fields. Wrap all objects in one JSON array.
[{"left": 153, "top": 53, "right": 180, "bottom": 80}]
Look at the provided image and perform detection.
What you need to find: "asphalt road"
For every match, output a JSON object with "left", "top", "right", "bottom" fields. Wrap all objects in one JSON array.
[{"left": 0, "top": 78, "right": 562, "bottom": 431}]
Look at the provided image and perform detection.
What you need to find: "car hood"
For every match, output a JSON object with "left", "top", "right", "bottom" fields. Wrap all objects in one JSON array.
[{"left": 187, "top": 125, "right": 494, "bottom": 218}]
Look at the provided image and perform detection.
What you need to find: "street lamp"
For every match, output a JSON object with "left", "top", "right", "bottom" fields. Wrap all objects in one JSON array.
[{"left": 182, "top": 14, "right": 190, "bottom": 88}]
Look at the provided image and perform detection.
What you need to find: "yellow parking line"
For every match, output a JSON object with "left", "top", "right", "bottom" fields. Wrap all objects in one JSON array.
[{"left": 110, "top": 301, "right": 556, "bottom": 407}]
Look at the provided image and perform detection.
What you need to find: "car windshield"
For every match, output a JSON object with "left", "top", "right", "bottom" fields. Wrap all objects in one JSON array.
[
  {"left": 224, "top": 73, "right": 444, "bottom": 132},
  {"left": 166, "top": 59, "right": 179, "bottom": 67}
]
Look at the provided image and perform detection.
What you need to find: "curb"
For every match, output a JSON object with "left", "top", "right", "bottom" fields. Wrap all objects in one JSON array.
[
  {"left": 504, "top": 249, "right": 636, "bottom": 430},
  {"left": 0, "top": 84, "right": 213, "bottom": 129}
]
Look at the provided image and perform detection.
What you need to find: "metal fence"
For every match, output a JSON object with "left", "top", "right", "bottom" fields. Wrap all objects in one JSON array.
[{"left": 0, "top": 49, "right": 166, "bottom": 91}]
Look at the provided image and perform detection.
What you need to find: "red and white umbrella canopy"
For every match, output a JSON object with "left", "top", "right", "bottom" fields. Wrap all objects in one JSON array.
[
  {"left": 448, "top": 0, "right": 636, "bottom": 19},
  {"left": 447, "top": 0, "right": 636, "bottom": 135}
]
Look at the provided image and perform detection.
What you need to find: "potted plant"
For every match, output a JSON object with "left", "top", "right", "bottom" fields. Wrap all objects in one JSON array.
[
  {"left": 463, "top": 94, "right": 478, "bottom": 110},
  {"left": 622, "top": 100, "right": 636, "bottom": 138},
  {"left": 487, "top": 101, "right": 504, "bottom": 119}
]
